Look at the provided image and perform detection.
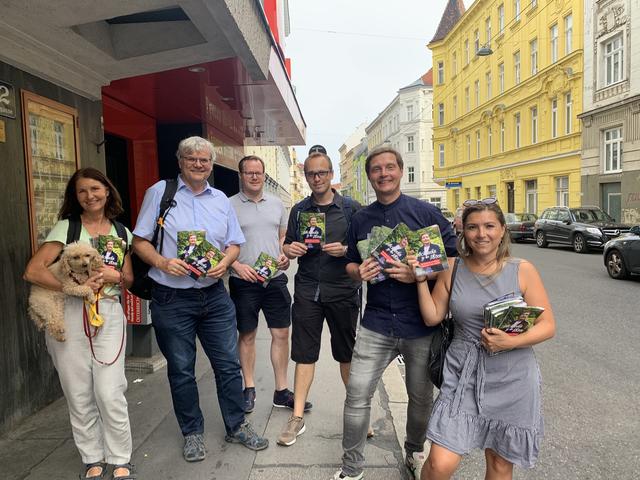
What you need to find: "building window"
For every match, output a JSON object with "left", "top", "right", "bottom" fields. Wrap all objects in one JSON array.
[
  {"left": 488, "top": 184, "right": 497, "bottom": 198},
  {"left": 453, "top": 96, "right": 458, "bottom": 118},
  {"left": 515, "top": 113, "right": 521, "bottom": 148},
  {"left": 465, "top": 87, "right": 470, "bottom": 112},
  {"left": 531, "top": 0, "right": 537, "bottom": 7},
  {"left": 465, "top": 39, "right": 470, "bottom": 65},
  {"left": 438, "top": 103, "right": 445, "bottom": 125},
  {"left": 604, "top": 127, "right": 622, "bottom": 173},
  {"left": 466, "top": 134, "right": 471, "bottom": 160},
  {"left": 551, "top": 98, "right": 558, "bottom": 138},
  {"left": 452, "top": 51, "right": 457, "bottom": 75},
  {"left": 531, "top": 106, "right": 538, "bottom": 144},
  {"left": 488, "top": 126, "right": 493, "bottom": 156},
  {"left": 476, "top": 130, "right": 481, "bottom": 158},
  {"left": 465, "top": 187, "right": 471, "bottom": 201},
  {"left": 498, "top": 62, "right": 504, "bottom": 93},
  {"left": 500, "top": 121, "right": 505, "bottom": 152},
  {"left": 486, "top": 72, "right": 492, "bottom": 99},
  {"left": 555, "top": 176, "right": 569, "bottom": 206},
  {"left": 565, "top": 92, "right": 572, "bottom": 134},
  {"left": 454, "top": 189, "right": 460, "bottom": 208},
  {"left": 406, "top": 104, "right": 414, "bottom": 121},
  {"left": 530, "top": 38, "right": 538, "bottom": 75},
  {"left": 525, "top": 179, "right": 537, "bottom": 214},
  {"left": 603, "top": 34, "right": 624, "bottom": 86},
  {"left": 498, "top": 4, "right": 505, "bottom": 33},
  {"left": 407, "top": 135, "right": 415, "bottom": 153},
  {"left": 514, "top": 51, "right": 521, "bottom": 84},
  {"left": 564, "top": 14, "right": 573, "bottom": 54},
  {"left": 514, "top": 0, "right": 521, "bottom": 21},
  {"left": 439, "top": 144, "right": 445, "bottom": 167},
  {"left": 474, "top": 30, "right": 480, "bottom": 54},
  {"left": 475, "top": 186, "right": 482, "bottom": 199},
  {"left": 474, "top": 80, "right": 480, "bottom": 107},
  {"left": 550, "top": 24, "right": 558, "bottom": 63},
  {"left": 437, "top": 61, "right": 445, "bottom": 84},
  {"left": 486, "top": 17, "right": 492, "bottom": 44},
  {"left": 408, "top": 166, "right": 415, "bottom": 183}
]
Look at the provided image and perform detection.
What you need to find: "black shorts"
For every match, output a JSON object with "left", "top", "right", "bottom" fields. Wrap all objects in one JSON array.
[
  {"left": 229, "top": 274, "right": 292, "bottom": 333},
  {"left": 291, "top": 294, "right": 360, "bottom": 364}
]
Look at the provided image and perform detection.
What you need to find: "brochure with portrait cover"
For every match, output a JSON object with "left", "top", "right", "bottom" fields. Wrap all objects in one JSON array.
[
  {"left": 177, "top": 230, "right": 225, "bottom": 280},
  {"left": 252, "top": 252, "right": 279, "bottom": 287},
  {"left": 299, "top": 212, "right": 326, "bottom": 251},
  {"left": 409, "top": 225, "right": 449, "bottom": 276},
  {"left": 94, "top": 235, "right": 125, "bottom": 270},
  {"left": 370, "top": 223, "right": 413, "bottom": 284}
]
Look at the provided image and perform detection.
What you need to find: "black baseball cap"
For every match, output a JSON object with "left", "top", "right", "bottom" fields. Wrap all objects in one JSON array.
[{"left": 308, "top": 144, "right": 327, "bottom": 155}]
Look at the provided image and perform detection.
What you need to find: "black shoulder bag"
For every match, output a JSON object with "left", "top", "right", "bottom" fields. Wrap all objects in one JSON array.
[
  {"left": 428, "top": 257, "right": 460, "bottom": 389},
  {"left": 128, "top": 179, "right": 178, "bottom": 299}
]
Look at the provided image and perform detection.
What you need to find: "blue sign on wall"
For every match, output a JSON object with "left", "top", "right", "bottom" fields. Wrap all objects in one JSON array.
[{"left": 0, "top": 81, "right": 17, "bottom": 119}]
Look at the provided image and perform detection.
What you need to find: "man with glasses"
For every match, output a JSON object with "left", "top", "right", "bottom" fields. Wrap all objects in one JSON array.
[
  {"left": 332, "top": 146, "right": 457, "bottom": 480},
  {"left": 277, "top": 149, "right": 362, "bottom": 446},
  {"left": 133, "top": 137, "right": 268, "bottom": 463},
  {"left": 228, "top": 155, "right": 311, "bottom": 416}
]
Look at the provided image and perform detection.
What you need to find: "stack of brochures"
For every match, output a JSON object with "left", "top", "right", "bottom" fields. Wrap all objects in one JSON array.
[
  {"left": 356, "top": 223, "right": 448, "bottom": 284},
  {"left": 483, "top": 293, "right": 544, "bottom": 354}
]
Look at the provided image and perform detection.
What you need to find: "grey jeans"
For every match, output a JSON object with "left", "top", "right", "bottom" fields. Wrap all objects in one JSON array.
[{"left": 341, "top": 326, "right": 433, "bottom": 476}]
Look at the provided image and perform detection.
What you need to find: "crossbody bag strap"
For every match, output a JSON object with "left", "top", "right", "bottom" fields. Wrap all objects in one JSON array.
[{"left": 447, "top": 257, "right": 461, "bottom": 312}]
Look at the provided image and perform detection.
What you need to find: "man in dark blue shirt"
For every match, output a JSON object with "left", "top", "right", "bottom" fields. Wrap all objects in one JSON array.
[{"left": 333, "top": 147, "right": 457, "bottom": 480}]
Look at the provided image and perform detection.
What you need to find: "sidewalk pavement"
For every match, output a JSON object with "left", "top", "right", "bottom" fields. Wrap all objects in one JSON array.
[{"left": 1, "top": 278, "right": 418, "bottom": 480}]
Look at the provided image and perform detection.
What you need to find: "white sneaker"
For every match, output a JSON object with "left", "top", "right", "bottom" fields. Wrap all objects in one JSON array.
[
  {"left": 405, "top": 451, "right": 426, "bottom": 480},
  {"left": 332, "top": 470, "right": 364, "bottom": 480}
]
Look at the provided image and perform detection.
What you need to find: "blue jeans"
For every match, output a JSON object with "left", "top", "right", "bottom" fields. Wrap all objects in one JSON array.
[
  {"left": 341, "top": 327, "right": 433, "bottom": 476},
  {"left": 150, "top": 281, "right": 245, "bottom": 436}
]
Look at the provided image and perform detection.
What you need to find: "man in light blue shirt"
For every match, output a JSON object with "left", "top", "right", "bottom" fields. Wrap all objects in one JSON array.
[{"left": 133, "top": 136, "right": 268, "bottom": 462}]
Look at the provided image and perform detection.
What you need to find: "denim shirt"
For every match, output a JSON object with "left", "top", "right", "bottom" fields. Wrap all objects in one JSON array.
[{"left": 346, "top": 194, "right": 457, "bottom": 338}]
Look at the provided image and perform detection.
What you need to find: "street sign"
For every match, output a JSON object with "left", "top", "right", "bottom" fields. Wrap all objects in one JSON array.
[{"left": 446, "top": 182, "right": 462, "bottom": 188}]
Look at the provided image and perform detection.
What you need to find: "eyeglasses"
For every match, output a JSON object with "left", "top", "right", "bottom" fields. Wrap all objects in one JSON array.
[
  {"left": 241, "top": 171, "right": 264, "bottom": 178},
  {"left": 463, "top": 197, "right": 498, "bottom": 207},
  {"left": 182, "top": 156, "right": 211, "bottom": 166},
  {"left": 304, "top": 170, "right": 331, "bottom": 179}
]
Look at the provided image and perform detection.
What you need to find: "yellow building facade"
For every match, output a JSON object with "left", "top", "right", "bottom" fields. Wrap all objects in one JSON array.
[{"left": 429, "top": 0, "right": 583, "bottom": 215}]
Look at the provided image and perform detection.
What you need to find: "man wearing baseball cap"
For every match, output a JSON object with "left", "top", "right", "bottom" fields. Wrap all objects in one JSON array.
[{"left": 308, "top": 145, "right": 327, "bottom": 155}]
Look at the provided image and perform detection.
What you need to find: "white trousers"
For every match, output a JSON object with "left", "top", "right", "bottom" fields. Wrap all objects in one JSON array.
[{"left": 46, "top": 296, "right": 132, "bottom": 465}]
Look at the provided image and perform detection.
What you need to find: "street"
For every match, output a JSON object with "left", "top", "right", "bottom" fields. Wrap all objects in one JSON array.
[{"left": 453, "top": 242, "right": 640, "bottom": 479}]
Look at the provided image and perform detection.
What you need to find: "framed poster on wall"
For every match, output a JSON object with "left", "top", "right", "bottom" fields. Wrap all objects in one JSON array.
[{"left": 21, "top": 91, "right": 80, "bottom": 253}]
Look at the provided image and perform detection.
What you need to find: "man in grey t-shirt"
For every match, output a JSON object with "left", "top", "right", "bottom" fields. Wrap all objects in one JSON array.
[{"left": 229, "top": 155, "right": 312, "bottom": 415}]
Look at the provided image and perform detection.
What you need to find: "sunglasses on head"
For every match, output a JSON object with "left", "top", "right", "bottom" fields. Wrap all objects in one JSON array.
[{"left": 463, "top": 197, "right": 498, "bottom": 207}]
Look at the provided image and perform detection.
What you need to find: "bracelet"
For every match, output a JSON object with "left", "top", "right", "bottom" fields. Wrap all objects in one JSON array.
[{"left": 118, "top": 271, "right": 125, "bottom": 288}]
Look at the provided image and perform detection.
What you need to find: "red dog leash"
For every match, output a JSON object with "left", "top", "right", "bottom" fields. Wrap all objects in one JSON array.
[{"left": 83, "top": 296, "right": 126, "bottom": 366}]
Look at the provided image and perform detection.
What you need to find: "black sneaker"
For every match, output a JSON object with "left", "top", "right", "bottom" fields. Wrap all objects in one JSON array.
[
  {"left": 243, "top": 387, "right": 256, "bottom": 413},
  {"left": 273, "top": 388, "right": 313, "bottom": 412}
]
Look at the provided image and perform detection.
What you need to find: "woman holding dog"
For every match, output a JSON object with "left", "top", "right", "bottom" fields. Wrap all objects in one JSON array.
[
  {"left": 411, "top": 199, "right": 555, "bottom": 480},
  {"left": 24, "top": 168, "right": 135, "bottom": 480}
]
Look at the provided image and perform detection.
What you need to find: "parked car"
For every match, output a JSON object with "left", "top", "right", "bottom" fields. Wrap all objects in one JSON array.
[
  {"left": 603, "top": 225, "right": 640, "bottom": 279},
  {"left": 534, "top": 206, "right": 632, "bottom": 253},
  {"left": 440, "top": 208, "right": 455, "bottom": 226},
  {"left": 505, "top": 213, "right": 537, "bottom": 242}
]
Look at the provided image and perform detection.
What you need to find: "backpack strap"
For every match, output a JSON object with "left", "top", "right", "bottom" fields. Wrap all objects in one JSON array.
[
  {"left": 66, "top": 215, "right": 82, "bottom": 244},
  {"left": 151, "top": 178, "right": 178, "bottom": 250},
  {"left": 342, "top": 196, "right": 353, "bottom": 230}
]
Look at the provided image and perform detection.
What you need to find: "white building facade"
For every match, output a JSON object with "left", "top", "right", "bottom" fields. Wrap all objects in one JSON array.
[
  {"left": 365, "top": 70, "right": 447, "bottom": 207},
  {"left": 579, "top": 0, "right": 640, "bottom": 223}
]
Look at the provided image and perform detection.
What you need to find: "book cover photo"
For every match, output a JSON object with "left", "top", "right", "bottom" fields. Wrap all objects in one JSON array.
[
  {"left": 253, "top": 252, "right": 279, "bottom": 287},
  {"left": 299, "top": 212, "right": 326, "bottom": 251},
  {"left": 410, "top": 225, "right": 449, "bottom": 276},
  {"left": 95, "top": 234, "right": 126, "bottom": 270},
  {"left": 177, "top": 231, "right": 225, "bottom": 279}
]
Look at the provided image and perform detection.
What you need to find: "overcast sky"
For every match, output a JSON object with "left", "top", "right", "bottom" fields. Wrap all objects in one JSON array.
[{"left": 286, "top": 0, "right": 459, "bottom": 181}]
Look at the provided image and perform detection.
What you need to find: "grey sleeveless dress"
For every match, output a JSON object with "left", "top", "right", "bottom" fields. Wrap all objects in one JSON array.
[{"left": 426, "top": 258, "right": 543, "bottom": 468}]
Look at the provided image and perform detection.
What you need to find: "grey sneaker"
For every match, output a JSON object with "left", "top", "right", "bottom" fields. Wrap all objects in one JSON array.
[
  {"left": 331, "top": 470, "right": 363, "bottom": 480},
  {"left": 405, "top": 451, "right": 426, "bottom": 480},
  {"left": 276, "top": 415, "right": 306, "bottom": 446},
  {"left": 183, "top": 433, "right": 206, "bottom": 462},
  {"left": 225, "top": 421, "right": 269, "bottom": 451}
]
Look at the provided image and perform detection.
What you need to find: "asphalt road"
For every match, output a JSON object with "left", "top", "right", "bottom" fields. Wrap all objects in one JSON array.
[{"left": 451, "top": 242, "right": 640, "bottom": 479}]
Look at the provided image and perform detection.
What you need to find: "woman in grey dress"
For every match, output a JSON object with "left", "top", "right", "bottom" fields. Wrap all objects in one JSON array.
[{"left": 412, "top": 200, "right": 556, "bottom": 480}]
